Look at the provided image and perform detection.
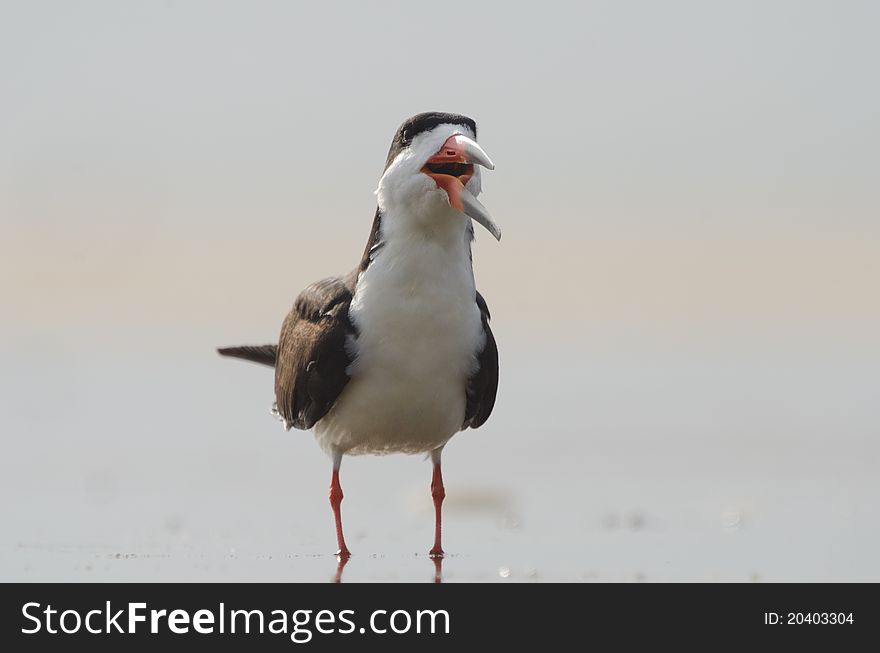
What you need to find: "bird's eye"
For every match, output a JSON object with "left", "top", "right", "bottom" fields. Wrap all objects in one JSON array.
[{"left": 401, "top": 129, "right": 410, "bottom": 144}]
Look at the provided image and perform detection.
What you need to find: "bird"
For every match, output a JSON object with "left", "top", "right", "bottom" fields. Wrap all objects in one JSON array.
[{"left": 218, "top": 112, "right": 499, "bottom": 560}]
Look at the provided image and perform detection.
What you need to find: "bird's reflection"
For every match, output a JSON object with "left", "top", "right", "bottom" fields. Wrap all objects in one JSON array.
[
  {"left": 432, "top": 555, "right": 443, "bottom": 583},
  {"left": 332, "top": 552, "right": 351, "bottom": 583},
  {"left": 330, "top": 553, "right": 444, "bottom": 583}
]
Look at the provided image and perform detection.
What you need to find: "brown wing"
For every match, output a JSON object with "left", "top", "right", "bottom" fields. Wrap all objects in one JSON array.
[
  {"left": 463, "top": 291, "right": 499, "bottom": 429},
  {"left": 274, "top": 274, "right": 356, "bottom": 430}
]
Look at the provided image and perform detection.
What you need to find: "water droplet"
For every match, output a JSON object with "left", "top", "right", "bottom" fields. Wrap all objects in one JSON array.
[
  {"left": 501, "top": 511, "right": 522, "bottom": 530},
  {"left": 721, "top": 507, "right": 743, "bottom": 531}
]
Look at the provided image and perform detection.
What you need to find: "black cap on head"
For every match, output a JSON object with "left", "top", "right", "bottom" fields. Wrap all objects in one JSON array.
[{"left": 384, "top": 112, "right": 477, "bottom": 169}]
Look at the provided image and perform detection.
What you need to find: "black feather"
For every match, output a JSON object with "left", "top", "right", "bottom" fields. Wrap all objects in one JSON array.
[{"left": 463, "top": 291, "right": 499, "bottom": 429}]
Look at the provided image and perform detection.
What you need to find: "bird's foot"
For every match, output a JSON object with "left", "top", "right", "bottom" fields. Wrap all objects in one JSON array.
[{"left": 428, "top": 546, "right": 445, "bottom": 559}]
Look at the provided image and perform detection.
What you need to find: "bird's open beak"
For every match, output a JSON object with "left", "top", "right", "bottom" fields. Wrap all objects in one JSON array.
[{"left": 421, "top": 134, "right": 501, "bottom": 241}]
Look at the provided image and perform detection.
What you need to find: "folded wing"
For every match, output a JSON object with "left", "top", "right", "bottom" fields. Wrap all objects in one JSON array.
[
  {"left": 463, "top": 291, "right": 499, "bottom": 429},
  {"left": 274, "top": 274, "right": 357, "bottom": 430}
]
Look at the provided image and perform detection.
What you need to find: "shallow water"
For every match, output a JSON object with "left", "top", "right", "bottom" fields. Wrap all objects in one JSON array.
[{"left": 1, "top": 333, "right": 878, "bottom": 582}]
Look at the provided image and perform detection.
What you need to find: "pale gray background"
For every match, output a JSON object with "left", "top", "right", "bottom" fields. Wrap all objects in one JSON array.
[{"left": 1, "top": 1, "right": 878, "bottom": 581}]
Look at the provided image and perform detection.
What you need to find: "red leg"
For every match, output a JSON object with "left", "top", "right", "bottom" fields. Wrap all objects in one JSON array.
[
  {"left": 429, "top": 460, "right": 446, "bottom": 557},
  {"left": 329, "top": 468, "right": 351, "bottom": 558}
]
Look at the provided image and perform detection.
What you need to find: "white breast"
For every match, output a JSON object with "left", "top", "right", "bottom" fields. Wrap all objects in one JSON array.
[{"left": 313, "top": 215, "right": 484, "bottom": 456}]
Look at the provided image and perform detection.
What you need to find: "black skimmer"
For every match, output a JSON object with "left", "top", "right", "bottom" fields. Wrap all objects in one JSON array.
[{"left": 218, "top": 112, "right": 499, "bottom": 560}]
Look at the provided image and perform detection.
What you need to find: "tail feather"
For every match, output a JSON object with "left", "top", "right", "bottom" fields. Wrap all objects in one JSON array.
[{"left": 217, "top": 344, "right": 277, "bottom": 368}]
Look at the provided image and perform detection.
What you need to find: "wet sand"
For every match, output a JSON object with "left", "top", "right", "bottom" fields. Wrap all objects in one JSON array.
[{"left": 2, "top": 335, "right": 877, "bottom": 582}]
